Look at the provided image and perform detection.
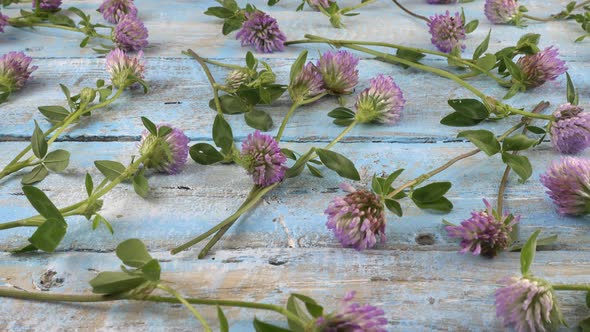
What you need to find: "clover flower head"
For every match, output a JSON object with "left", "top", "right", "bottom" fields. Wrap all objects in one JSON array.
[
  {"left": 139, "top": 124, "right": 190, "bottom": 175},
  {"left": 550, "top": 103, "right": 590, "bottom": 154},
  {"left": 105, "top": 48, "right": 145, "bottom": 89},
  {"left": 309, "top": 0, "right": 334, "bottom": 9},
  {"left": 517, "top": 47, "right": 567, "bottom": 88},
  {"left": 427, "top": 11, "right": 466, "bottom": 53},
  {"left": 325, "top": 183, "right": 386, "bottom": 251},
  {"left": 316, "top": 50, "right": 359, "bottom": 95},
  {"left": 98, "top": 0, "right": 138, "bottom": 24},
  {"left": 236, "top": 11, "right": 287, "bottom": 53},
  {"left": 495, "top": 276, "right": 563, "bottom": 332},
  {"left": 314, "top": 291, "right": 388, "bottom": 332},
  {"left": 34, "top": 0, "right": 62, "bottom": 10},
  {"left": 354, "top": 74, "right": 405, "bottom": 125},
  {"left": 445, "top": 199, "right": 519, "bottom": 258},
  {"left": 241, "top": 130, "right": 287, "bottom": 187},
  {"left": 113, "top": 14, "right": 149, "bottom": 52},
  {"left": 0, "top": 51, "right": 38, "bottom": 92},
  {"left": 484, "top": 0, "right": 519, "bottom": 24},
  {"left": 290, "top": 62, "right": 326, "bottom": 102},
  {"left": 226, "top": 69, "right": 251, "bottom": 91},
  {"left": 540, "top": 157, "right": 590, "bottom": 216}
]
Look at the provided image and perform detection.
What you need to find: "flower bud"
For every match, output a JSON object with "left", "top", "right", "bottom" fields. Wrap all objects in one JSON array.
[
  {"left": 226, "top": 69, "right": 250, "bottom": 91},
  {"left": 79, "top": 87, "right": 97, "bottom": 104}
]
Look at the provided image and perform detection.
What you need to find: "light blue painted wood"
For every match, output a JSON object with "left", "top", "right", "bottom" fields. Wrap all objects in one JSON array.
[
  {"left": 0, "top": 249, "right": 589, "bottom": 331},
  {"left": 0, "top": 58, "right": 587, "bottom": 143},
  {"left": 0, "top": 141, "right": 588, "bottom": 253},
  {"left": 0, "top": 0, "right": 589, "bottom": 330}
]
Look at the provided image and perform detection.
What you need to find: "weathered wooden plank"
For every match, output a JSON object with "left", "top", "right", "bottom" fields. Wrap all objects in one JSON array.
[
  {"left": 0, "top": 1, "right": 586, "bottom": 59},
  {"left": 0, "top": 141, "right": 588, "bottom": 252},
  {"left": 0, "top": 58, "right": 587, "bottom": 143},
  {"left": 0, "top": 249, "right": 588, "bottom": 331}
]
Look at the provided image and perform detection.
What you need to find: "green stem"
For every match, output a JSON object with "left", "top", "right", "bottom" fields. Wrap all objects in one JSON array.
[
  {"left": 496, "top": 101, "right": 549, "bottom": 212},
  {"left": 325, "top": 120, "right": 356, "bottom": 150},
  {"left": 157, "top": 284, "right": 212, "bottom": 331},
  {"left": 170, "top": 185, "right": 277, "bottom": 255},
  {"left": 386, "top": 122, "right": 524, "bottom": 200},
  {"left": 552, "top": 284, "right": 590, "bottom": 291},
  {"left": 508, "top": 107, "right": 554, "bottom": 121},
  {"left": 277, "top": 92, "right": 329, "bottom": 143},
  {"left": 390, "top": 0, "right": 430, "bottom": 22},
  {"left": 522, "top": 14, "right": 553, "bottom": 22},
  {"left": 203, "top": 58, "right": 244, "bottom": 70},
  {"left": 0, "top": 287, "right": 308, "bottom": 328},
  {"left": 8, "top": 20, "right": 112, "bottom": 41},
  {"left": 276, "top": 103, "right": 301, "bottom": 142},
  {"left": 197, "top": 186, "right": 259, "bottom": 259},
  {"left": 183, "top": 49, "right": 223, "bottom": 116},
  {"left": 341, "top": 0, "right": 376, "bottom": 14}
]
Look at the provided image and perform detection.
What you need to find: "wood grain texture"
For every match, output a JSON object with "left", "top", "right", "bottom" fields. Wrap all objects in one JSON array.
[
  {"left": 0, "top": 141, "right": 589, "bottom": 253},
  {"left": 0, "top": 249, "right": 589, "bottom": 331},
  {"left": 0, "top": 0, "right": 589, "bottom": 331}
]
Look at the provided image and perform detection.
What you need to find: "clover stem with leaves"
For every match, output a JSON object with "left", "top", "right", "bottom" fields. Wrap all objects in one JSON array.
[
  {"left": 383, "top": 120, "right": 528, "bottom": 204},
  {"left": 0, "top": 238, "right": 311, "bottom": 330},
  {"left": 286, "top": 34, "right": 511, "bottom": 87},
  {"left": 286, "top": 35, "right": 555, "bottom": 121},
  {"left": 7, "top": 6, "right": 115, "bottom": 50},
  {"left": 172, "top": 119, "right": 359, "bottom": 257},
  {"left": 0, "top": 83, "right": 129, "bottom": 185},
  {"left": 0, "top": 145, "right": 151, "bottom": 230},
  {"left": 496, "top": 101, "right": 549, "bottom": 212}
]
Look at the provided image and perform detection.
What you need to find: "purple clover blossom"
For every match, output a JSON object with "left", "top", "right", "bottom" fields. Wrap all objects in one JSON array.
[
  {"left": 495, "top": 276, "right": 563, "bottom": 332},
  {"left": 289, "top": 62, "right": 326, "bottom": 102},
  {"left": 0, "top": 51, "right": 38, "bottom": 92},
  {"left": 427, "top": 11, "right": 466, "bottom": 53},
  {"left": 0, "top": 13, "right": 8, "bottom": 33},
  {"left": 241, "top": 130, "right": 287, "bottom": 187},
  {"left": 517, "top": 47, "right": 567, "bottom": 88},
  {"left": 316, "top": 50, "right": 359, "bottom": 95},
  {"left": 105, "top": 48, "right": 145, "bottom": 89},
  {"left": 484, "top": 0, "right": 519, "bottom": 24},
  {"left": 113, "top": 14, "right": 149, "bottom": 52},
  {"left": 98, "top": 0, "right": 138, "bottom": 24},
  {"left": 540, "top": 157, "right": 590, "bottom": 216},
  {"left": 325, "top": 183, "right": 386, "bottom": 251},
  {"left": 314, "top": 291, "right": 388, "bottom": 332},
  {"left": 354, "top": 74, "right": 405, "bottom": 125},
  {"left": 445, "top": 199, "right": 519, "bottom": 258},
  {"left": 427, "top": 0, "right": 458, "bottom": 3},
  {"left": 550, "top": 103, "right": 590, "bottom": 154},
  {"left": 309, "top": 0, "right": 334, "bottom": 9},
  {"left": 34, "top": 0, "right": 62, "bottom": 10},
  {"left": 139, "top": 124, "right": 189, "bottom": 175},
  {"left": 236, "top": 11, "right": 287, "bottom": 54}
]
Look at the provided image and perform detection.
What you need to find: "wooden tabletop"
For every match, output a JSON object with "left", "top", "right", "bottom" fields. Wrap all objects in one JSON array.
[{"left": 0, "top": 0, "right": 588, "bottom": 330}]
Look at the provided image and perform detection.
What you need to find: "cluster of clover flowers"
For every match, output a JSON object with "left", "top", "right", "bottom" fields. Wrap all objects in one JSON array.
[
  {"left": 0, "top": 41, "right": 393, "bottom": 332},
  {"left": 206, "top": 0, "right": 590, "bottom": 51},
  {"left": 0, "top": 1, "right": 589, "bottom": 331},
  {"left": 0, "top": 0, "right": 148, "bottom": 54}
]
